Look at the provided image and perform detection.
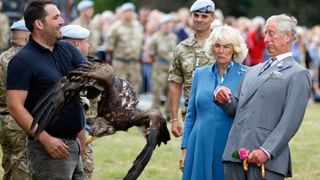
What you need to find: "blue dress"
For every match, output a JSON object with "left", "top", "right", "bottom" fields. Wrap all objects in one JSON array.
[{"left": 181, "top": 62, "right": 247, "bottom": 180}]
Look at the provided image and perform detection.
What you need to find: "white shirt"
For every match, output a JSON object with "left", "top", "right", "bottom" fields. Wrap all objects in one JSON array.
[{"left": 270, "top": 52, "right": 293, "bottom": 66}]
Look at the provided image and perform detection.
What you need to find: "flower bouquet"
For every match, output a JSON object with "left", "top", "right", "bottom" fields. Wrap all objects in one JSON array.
[{"left": 232, "top": 148, "right": 266, "bottom": 180}]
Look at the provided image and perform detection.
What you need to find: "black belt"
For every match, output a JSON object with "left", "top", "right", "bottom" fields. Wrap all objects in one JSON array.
[
  {"left": 28, "top": 135, "right": 77, "bottom": 140},
  {"left": 115, "top": 57, "right": 138, "bottom": 64}
]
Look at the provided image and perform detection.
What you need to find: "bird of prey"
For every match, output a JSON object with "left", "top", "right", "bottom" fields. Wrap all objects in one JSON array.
[{"left": 30, "top": 59, "right": 171, "bottom": 180}]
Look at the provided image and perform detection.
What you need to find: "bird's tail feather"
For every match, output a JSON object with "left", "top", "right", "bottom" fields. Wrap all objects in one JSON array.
[
  {"left": 157, "top": 121, "right": 171, "bottom": 146},
  {"left": 123, "top": 127, "right": 157, "bottom": 180}
]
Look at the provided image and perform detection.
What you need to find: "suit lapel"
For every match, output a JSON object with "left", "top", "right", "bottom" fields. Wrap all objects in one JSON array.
[{"left": 239, "top": 57, "right": 294, "bottom": 107}]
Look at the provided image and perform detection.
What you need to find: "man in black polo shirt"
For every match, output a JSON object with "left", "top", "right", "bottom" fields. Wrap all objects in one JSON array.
[{"left": 6, "top": 1, "right": 86, "bottom": 179}]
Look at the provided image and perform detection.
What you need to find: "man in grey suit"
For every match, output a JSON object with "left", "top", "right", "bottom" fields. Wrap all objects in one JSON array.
[{"left": 215, "top": 14, "right": 312, "bottom": 180}]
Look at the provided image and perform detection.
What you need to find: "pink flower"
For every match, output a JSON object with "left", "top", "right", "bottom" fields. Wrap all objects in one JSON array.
[{"left": 239, "top": 148, "right": 250, "bottom": 160}]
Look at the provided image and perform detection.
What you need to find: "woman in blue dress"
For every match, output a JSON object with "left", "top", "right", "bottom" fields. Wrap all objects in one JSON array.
[{"left": 180, "top": 25, "right": 248, "bottom": 180}]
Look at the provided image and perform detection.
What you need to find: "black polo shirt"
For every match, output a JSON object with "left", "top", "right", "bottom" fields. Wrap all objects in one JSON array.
[{"left": 7, "top": 37, "right": 86, "bottom": 138}]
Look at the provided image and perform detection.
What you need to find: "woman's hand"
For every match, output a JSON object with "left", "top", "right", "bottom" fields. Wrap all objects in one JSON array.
[
  {"left": 179, "top": 148, "right": 186, "bottom": 172},
  {"left": 215, "top": 86, "right": 232, "bottom": 104}
]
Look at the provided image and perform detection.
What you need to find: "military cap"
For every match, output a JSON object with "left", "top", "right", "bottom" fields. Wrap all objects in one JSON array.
[
  {"left": 61, "top": 25, "right": 90, "bottom": 40},
  {"left": 119, "top": 2, "right": 135, "bottom": 12},
  {"left": 77, "top": 0, "right": 94, "bottom": 11},
  {"left": 159, "top": 14, "right": 173, "bottom": 25},
  {"left": 190, "top": 0, "right": 215, "bottom": 13},
  {"left": 10, "top": 20, "right": 29, "bottom": 31}
]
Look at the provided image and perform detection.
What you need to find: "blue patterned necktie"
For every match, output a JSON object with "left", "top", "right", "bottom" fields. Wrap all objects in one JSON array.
[{"left": 259, "top": 57, "right": 276, "bottom": 75}]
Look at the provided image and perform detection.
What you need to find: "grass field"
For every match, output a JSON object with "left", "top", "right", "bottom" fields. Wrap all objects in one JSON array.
[{"left": 0, "top": 103, "right": 319, "bottom": 179}]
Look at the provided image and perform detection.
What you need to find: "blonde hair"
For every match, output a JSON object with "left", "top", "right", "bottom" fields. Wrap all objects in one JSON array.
[{"left": 204, "top": 25, "right": 248, "bottom": 63}]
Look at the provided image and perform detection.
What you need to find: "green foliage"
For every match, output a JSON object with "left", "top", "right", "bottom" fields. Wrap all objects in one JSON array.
[{"left": 232, "top": 150, "right": 240, "bottom": 159}]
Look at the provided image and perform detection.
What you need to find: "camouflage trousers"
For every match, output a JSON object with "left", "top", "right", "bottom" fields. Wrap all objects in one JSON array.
[
  {"left": 83, "top": 130, "right": 94, "bottom": 180},
  {"left": 152, "top": 62, "right": 170, "bottom": 108},
  {"left": 0, "top": 114, "right": 31, "bottom": 180},
  {"left": 152, "top": 62, "right": 170, "bottom": 119},
  {"left": 113, "top": 59, "right": 141, "bottom": 93}
]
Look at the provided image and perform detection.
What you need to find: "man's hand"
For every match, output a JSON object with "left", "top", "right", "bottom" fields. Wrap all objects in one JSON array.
[
  {"left": 215, "top": 86, "right": 232, "bottom": 104},
  {"left": 39, "top": 133, "right": 69, "bottom": 159},
  {"left": 179, "top": 148, "right": 186, "bottom": 172},
  {"left": 248, "top": 148, "right": 269, "bottom": 165},
  {"left": 171, "top": 120, "right": 182, "bottom": 137}
]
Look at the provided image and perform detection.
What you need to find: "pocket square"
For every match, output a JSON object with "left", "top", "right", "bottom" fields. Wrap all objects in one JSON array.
[{"left": 269, "top": 71, "right": 283, "bottom": 79}]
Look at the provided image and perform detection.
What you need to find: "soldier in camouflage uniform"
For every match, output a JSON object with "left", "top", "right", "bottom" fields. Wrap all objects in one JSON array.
[
  {"left": 107, "top": 2, "right": 144, "bottom": 93},
  {"left": 0, "top": 20, "right": 31, "bottom": 180},
  {"left": 71, "top": 0, "right": 100, "bottom": 57},
  {"left": 168, "top": 0, "right": 216, "bottom": 137},
  {"left": 61, "top": 24, "right": 95, "bottom": 180},
  {"left": 82, "top": 100, "right": 97, "bottom": 180},
  {"left": 0, "top": 1, "right": 9, "bottom": 53},
  {"left": 149, "top": 14, "right": 177, "bottom": 115}
]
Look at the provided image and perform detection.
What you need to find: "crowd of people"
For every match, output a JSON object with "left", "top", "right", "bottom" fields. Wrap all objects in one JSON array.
[
  {"left": 0, "top": 0, "right": 317, "bottom": 179},
  {"left": 49, "top": 0, "right": 320, "bottom": 103}
]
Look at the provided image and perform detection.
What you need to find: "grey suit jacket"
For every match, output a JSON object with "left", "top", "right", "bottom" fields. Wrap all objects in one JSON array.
[{"left": 218, "top": 57, "right": 312, "bottom": 177}]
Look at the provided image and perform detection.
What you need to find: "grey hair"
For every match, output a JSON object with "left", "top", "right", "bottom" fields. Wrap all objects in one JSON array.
[
  {"left": 266, "top": 14, "right": 298, "bottom": 43},
  {"left": 204, "top": 25, "right": 248, "bottom": 63}
]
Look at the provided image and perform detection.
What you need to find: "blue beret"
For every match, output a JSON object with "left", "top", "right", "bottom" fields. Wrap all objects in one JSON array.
[
  {"left": 190, "top": 0, "right": 215, "bottom": 13},
  {"left": 159, "top": 14, "right": 173, "bottom": 25},
  {"left": 119, "top": 2, "right": 135, "bottom": 12},
  {"left": 10, "top": 20, "right": 29, "bottom": 31},
  {"left": 61, "top": 25, "right": 90, "bottom": 40},
  {"left": 77, "top": 0, "right": 94, "bottom": 11}
]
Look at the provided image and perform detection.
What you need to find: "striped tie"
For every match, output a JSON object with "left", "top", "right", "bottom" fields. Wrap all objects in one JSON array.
[{"left": 259, "top": 58, "right": 276, "bottom": 75}]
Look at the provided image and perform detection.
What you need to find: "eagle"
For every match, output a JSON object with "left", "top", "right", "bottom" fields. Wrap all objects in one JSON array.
[{"left": 30, "top": 59, "right": 171, "bottom": 180}]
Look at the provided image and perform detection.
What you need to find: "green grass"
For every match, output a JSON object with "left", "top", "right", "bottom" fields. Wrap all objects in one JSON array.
[
  {"left": 290, "top": 103, "right": 320, "bottom": 179},
  {"left": 91, "top": 128, "right": 182, "bottom": 180},
  {"left": 0, "top": 104, "right": 320, "bottom": 180}
]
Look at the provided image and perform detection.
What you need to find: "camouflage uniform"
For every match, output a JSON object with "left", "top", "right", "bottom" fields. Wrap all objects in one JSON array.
[
  {"left": 0, "top": 46, "right": 32, "bottom": 180},
  {"left": 149, "top": 31, "right": 177, "bottom": 109},
  {"left": 168, "top": 35, "right": 213, "bottom": 119},
  {"left": 82, "top": 96, "right": 98, "bottom": 180},
  {"left": 79, "top": 73, "right": 100, "bottom": 180},
  {"left": 107, "top": 20, "right": 144, "bottom": 92},
  {"left": 0, "top": 13, "right": 9, "bottom": 52},
  {"left": 71, "top": 17, "right": 100, "bottom": 57},
  {"left": 83, "top": 131, "right": 94, "bottom": 180}
]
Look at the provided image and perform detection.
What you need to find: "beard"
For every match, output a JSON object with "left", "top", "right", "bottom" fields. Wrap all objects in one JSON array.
[{"left": 43, "top": 27, "right": 62, "bottom": 45}]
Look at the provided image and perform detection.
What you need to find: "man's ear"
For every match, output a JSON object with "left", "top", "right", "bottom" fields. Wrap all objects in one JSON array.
[
  {"left": 284, "top": 31, "right": 292, "bottom": 43},
  {"left": 75, "top": 40, "right": 80, "bottom": 48},
  {"left": 35, "top": 19, "right": 44, "bottom": 31}
]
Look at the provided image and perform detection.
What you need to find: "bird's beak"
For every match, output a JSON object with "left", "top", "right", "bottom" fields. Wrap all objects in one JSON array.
[{"left": 86, "top": 135, "right": 98, "bottom": 144}]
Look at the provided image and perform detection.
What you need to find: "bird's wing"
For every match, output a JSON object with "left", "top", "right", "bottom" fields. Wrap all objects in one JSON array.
[
  {"left": 30, "top": 75, "right": 88, "bottom": 138},
  {"left": 31, "top": 60, "right": 111, "bottom": 139}
]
